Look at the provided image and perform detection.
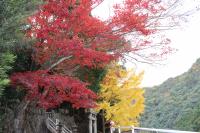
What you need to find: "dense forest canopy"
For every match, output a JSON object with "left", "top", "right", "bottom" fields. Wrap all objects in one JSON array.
[{"left": 141, "top": 58, "right": 200, "bottom": 132}]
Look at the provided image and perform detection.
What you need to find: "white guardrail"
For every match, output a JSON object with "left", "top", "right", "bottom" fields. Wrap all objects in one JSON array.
[{"left": 110, "top": 126, "right": 200, "bottom": 133}]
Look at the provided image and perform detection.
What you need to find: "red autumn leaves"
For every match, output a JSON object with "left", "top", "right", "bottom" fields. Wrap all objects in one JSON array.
[{"left": 11, "top": 0, "right": 171, "bottom": 109}]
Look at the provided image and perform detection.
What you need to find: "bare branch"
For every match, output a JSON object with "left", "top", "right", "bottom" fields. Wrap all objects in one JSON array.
[{"left": 46, "top": 55, "right": 73, "bottom": 71}]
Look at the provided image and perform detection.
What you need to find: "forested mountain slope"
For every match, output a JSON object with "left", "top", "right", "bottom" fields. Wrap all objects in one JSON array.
[{"left": 141, "top": 58, "right": 200, "bottom": 132}]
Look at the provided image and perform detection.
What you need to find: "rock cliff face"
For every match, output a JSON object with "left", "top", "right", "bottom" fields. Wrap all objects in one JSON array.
[
  {"left": 2, "top": 100, "right": 90, "bottom": 133},
  {"left": 3, "top": 101, "right": 49, "bottom": 133}
]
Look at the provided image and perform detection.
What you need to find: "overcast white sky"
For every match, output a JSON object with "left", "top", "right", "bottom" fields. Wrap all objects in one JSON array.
[{"left": 92, "top": 0, "right": 200, "bottom": 87}]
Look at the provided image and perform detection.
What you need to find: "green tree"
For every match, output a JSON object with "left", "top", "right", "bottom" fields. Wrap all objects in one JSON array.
[
  {"left": 0, "top": 0, "right": 42, "bottom": 95},
  {"left": 175, "top": 106, "right": 200, "bottom": 131},
  {"left": 0, "top": 0, "right": 42, "bottom": 132},
  {"left": 0, "top": 53, "right": 15, "bottom": 96}
]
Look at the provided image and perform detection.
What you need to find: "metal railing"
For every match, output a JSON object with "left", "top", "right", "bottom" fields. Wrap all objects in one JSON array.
[
  {"left": 110, "top": 126, "right": 199, "bottom": 133},
  {"left": 62, "top": 125, "right": 73, "bottom": 133},
  {"left": 46, "top": 118, "right": 57, "bottom": 133},
  {"left": 45, "top": 112, "right": 72, "bottom": 133}
]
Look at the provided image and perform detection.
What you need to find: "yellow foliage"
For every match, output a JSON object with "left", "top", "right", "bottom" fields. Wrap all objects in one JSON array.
[{"left": 97, "top": 63, "right": 145, "bottom": 126}]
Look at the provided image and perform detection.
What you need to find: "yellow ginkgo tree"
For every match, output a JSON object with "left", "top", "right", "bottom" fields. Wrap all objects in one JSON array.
[{"left": 97, "top": 63, "right": 145, "bottom": 126}]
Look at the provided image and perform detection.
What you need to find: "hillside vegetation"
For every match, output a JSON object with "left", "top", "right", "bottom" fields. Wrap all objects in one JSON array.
[{"left": 141, "top": 58, "right": 200, "bottom": 132}]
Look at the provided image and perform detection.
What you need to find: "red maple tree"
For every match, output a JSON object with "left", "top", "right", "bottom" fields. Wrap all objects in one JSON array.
[{"left": 11, "top": 0, "right": 175, "bottom": 109}]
